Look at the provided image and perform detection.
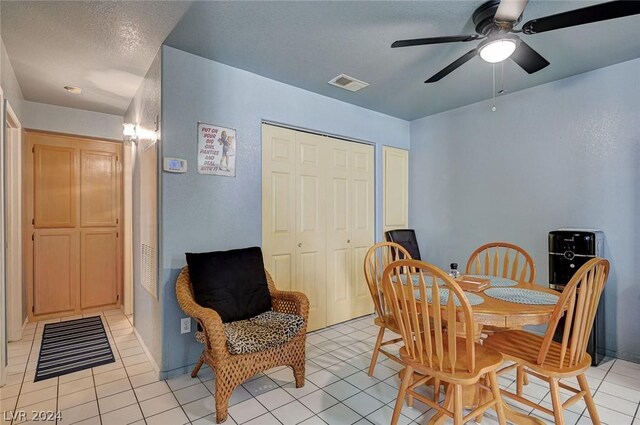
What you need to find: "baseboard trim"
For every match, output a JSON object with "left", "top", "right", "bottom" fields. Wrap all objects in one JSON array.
[
  {"left": 132, "top": 327, "right": 161, "bottom": 378},
  {"left": 605, "top": 349, "right": 640, "bottom": 364}
]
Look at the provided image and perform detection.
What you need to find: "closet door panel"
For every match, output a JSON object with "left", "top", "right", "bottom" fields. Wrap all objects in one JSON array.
[
  {"left": 262, "top": 124, "right": 297, "bottom": 291},
  {"left": 295, "top": 133, "right": 326, "bottom": 331},
  {"left": 326, "top": 139, "right": 353, "bottom": 325},
  {"left": 350, "top": 143, "right": 375, "bottom": 317}
]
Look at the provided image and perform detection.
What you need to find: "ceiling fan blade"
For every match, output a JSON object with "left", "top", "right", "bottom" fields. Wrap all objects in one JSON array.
[
  {"left": 425, "top": 49, "right": 477, "bottom": 83},
  {"left": 522, "top": 0, "right": 640, "bottom": 34},
  {"left": 494, "top": 0, "right": 529, "bottom": 22},
  {"left": 392, "top": 35, "right": 482, "bottom": 48},
  {"left": 510, "top": 40, "right": 550, "bottom": 74}
]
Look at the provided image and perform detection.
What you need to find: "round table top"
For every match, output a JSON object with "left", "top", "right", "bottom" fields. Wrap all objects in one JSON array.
[{"left": 469, "top": 281, "right": 561, "bottom": 328}]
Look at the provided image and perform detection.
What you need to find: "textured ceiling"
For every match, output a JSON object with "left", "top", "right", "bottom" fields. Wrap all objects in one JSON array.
[
  {"left": 165, "top": 1, "right": 640, "bottom": 120},
  {"left": 0, "top": 1, "right": 190, "bottom": 115},
  {"left": 2, "top": 1, "right": 640, "bottom": 120}
]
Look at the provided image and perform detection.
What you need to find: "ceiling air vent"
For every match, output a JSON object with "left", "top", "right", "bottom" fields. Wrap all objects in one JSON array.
[{"left": 328, "top": 74, "right": 369, "bottom": 92}]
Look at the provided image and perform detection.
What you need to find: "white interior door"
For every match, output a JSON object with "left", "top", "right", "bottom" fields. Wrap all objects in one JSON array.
[
  {"left": 295, "top": 132, "right": 327, "bottom": 331},
  {"left": 262, "top": 124, "right": 297, "bottom": 292},
  {"left": 325, "top": 138, "right": 352, "bottom": 325},
  {"left": 4, "top": 101, "right": 22, "bottom": 342},
  {"left": 350, "top": 143, "right": 375, "bottom": 317},
  {"left": 0, "top": 88, "right": 6, "bottom": 386},
  {"left": 383, "top": 146, "right": 409, "bottom": 233}
]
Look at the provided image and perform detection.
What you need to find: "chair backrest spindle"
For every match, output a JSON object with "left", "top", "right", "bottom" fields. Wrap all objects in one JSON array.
[
  {"left": 466, "top": 242, "right": 536, "bottom": 283},
  {"left": 382, "top": 259, "right": 476, "bottom": 374},
  {"left": 364, "top": 242, "right": 412, "bottom": 323},
  {"left": 537, "top": 258, "right": 609, "bottom": 369}
]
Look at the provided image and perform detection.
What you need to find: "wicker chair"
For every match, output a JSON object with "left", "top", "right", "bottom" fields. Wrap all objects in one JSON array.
[{"left": 176, "top": 266, "right": 309, "bottom": 423}]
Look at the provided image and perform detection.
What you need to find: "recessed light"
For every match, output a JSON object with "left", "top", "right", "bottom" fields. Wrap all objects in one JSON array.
[{"left": 64, "top": 86, "right": 82, "bottom": 94}]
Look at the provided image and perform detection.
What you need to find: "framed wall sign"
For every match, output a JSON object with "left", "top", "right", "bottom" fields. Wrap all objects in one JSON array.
[{"left": 197, "top": 122, "right": 236, "bottom": 177}]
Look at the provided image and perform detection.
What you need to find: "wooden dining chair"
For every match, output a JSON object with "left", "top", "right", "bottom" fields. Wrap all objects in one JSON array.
[
  {"left": 363, "top": 242, "right": 412, "bottom": 376},
  {"left": 466, "top": 241, "right": 536, "bottom": 283},
  {"left": 484, "top": 258, "right": 609, "bottom": 425},
  {"left": 466, "top": 241, "right": 537, "bottom": 388},
  {"left": 382, "top": 259, "right": 506, "bottom": 425}
]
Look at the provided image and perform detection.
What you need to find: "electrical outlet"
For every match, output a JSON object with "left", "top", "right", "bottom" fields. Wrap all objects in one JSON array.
[{"left": 180, "top": 318, "right": 191, "bottom": 334}]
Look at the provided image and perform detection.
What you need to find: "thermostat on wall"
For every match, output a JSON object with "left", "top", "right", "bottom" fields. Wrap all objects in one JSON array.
[{"left": 163, "top": 157, "right": 187, "bottom": 173}]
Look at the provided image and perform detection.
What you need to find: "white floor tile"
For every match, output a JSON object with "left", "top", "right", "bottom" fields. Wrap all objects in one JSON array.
[
  {"left": 146, "top": 406, "right": 190, "bottom": 425},
  {"left": 271, "top": 400, "right": 315, "bottom": 425},
  {"left": 174, "top": 382, "right": 211, "bottom": 405},
  {"left": 255, "top": 388, "right": 295, "bottom": 410},
  {"left": 584, "top": 403, "right": 635, "bottom": 425},
  {"left": 16, "top": 386, "right": 57, "bottom": 408},
  {"left": 101, "top": 403, "right": 144, "bottom": 425},
  {"left": 243, "top": 412, "right": 282, "bottom": 425},
  {"left": 343, "top": 392, "right": 384, "bottom": 416},
  {"left": 93, "top": 367, "right": 127, "bottom": 386},
  {"left": 58, "top": 388, "right": 97, "bottom": 410},
  {"left": 166, "top": 373, "right": 201, "bottom": 391},
  {"left": 228, "top": 398, "right": 268, "bottom": 424},
  {"left": 139, "top": 392, "right": 180, "bottom": 418},
  {"left": 317, "top": 402, "right": 361, "bottom": 424},
  {"left": 306, "top": 370, "right": 341, "bottom": 388},
  {"left": 283, "top": 380, "right": 321, "bottom": 399},
  {"left": 134, "top": 381, "right": 172, "bottom": 404},
  {"left": 324, "top": 380, "right": 360, "bottom": 401},
  {"left": 365, "top": 405, "right": 413, "bottom": 425},
  {"left": 299, "top": 390, "right": 339, "bottom": 413},
  {"left": 593, "top": 390, "right": 639, "bottom": 416},
  {"left": 242, "top": 375, "right": 279, "bottom": 397},
  {"left": 182, "top": 395, "right": 216, "bottom": 422},
  {"left": 95, "top": 378, "right": 132, "bottom": 398},
  {"left": 59, "top": 400, "right": 100, "bottom": 424},
  {"left": 59, "top": 376, "right": 95, "bottom": 396},
  {"left": 98, "top": 389, "right": 137, "bottom": 413}
]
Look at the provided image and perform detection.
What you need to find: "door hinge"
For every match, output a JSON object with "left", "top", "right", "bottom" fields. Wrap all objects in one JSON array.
[
  {"left": 116, "top": 232, "right": 119, "bottom": 238},
  {"left": 32, "top": 306, "right": 34, "bottom": 313},
  {"left": 32, "top": 234, "right": 34, "bottom": 241},
  {"left": 32, "top": 218, "right": 35, "bottom": 225},
  {"left": 116, "top": 155, "right": 119, "bottom": 161},
  {"left": 116, "top": 218, "right": 119, "bottom": 224},
  {"left": 117, "top": 294, "right": 120, "bottom": 301},
  {"left": 32, "top": 146, "right": 35, "bottom": 153}
]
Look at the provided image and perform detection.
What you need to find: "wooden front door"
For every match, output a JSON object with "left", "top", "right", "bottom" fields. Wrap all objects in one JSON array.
[{"left": 27, "top": 131, "right": 122, "bottom": 320}]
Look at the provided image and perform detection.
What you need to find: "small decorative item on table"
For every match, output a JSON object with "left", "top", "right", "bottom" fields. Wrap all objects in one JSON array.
[{"left": 455, "top": 275, "right": 491, "bottom": 292}]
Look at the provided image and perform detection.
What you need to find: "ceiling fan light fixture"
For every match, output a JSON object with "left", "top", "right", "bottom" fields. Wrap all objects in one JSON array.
[{"left": 479, "top": 38, "right": 517, "bottom": 63}]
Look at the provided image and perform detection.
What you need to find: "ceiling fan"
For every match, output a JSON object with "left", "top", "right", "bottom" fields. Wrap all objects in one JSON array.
[{"left": 392, "top": 0, "right": 640, "bottom": 83}]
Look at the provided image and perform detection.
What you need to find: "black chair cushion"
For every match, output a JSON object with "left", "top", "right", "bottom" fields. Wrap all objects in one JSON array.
[
  {"left": 385, "top": 229, "right": 422, "bottom": 260},
  {"left": 186, "top": 247, "right": 272, "bottom": 323}
]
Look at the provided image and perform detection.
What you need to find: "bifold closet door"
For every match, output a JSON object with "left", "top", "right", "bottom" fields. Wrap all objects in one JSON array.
[
  {"left": 262, "top": 124, "right": 374, "bottom": 330},
  {"left": 326, "top": 139, "right": 375, "bottom": 325},
  {"left": 262, "top": 125, "right": 327, "bottom": 331},
  {"left": 349, "top": 142, "right": 375, "bottom": 318}
]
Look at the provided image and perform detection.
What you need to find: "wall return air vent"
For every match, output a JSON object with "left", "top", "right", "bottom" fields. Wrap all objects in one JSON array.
[{"left": 328, "top": 74, "right": 370, "bottom": 92}]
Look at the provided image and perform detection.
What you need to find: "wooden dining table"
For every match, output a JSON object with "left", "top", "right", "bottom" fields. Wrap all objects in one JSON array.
[{"left": 427, "top": 279, "right": 561, "bottom": 425}]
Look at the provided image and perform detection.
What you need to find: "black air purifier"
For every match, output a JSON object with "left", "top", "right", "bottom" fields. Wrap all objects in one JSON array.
[{"left": 549, "top": 230, "right": 606, "bottom": 365}]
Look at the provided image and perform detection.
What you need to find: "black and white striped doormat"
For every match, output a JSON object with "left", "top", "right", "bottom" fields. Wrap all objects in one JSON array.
[{"left": 34, "top": 316, "right": 115, "bottom": 382}]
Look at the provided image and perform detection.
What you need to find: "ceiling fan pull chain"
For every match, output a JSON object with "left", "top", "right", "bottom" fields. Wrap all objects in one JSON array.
[{"left": 492, "top": 63, "right": 497, "bottom": 112}]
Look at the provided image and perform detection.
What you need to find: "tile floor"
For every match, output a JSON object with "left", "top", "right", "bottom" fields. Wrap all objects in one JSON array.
[{"left": 2, "top": 310, "right": 640, "bottom": 425}]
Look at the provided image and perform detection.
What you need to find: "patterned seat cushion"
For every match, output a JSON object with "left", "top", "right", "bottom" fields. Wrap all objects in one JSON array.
[{"left": 221, "top": 311, "right": 304, "bottom": 355}]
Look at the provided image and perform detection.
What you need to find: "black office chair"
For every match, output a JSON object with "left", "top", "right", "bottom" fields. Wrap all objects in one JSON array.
[{"left": 384, "top": 229, "right": 422, "bottom": 261}]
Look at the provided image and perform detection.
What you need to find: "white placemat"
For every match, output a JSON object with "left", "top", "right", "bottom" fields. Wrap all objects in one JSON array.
[{"left": 484, "top": 287, "right": 559, "bottom": 305}]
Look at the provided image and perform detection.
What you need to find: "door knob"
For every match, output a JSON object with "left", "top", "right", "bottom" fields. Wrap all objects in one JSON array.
[
  {"left": 298, "top": 243, "right": 302, "bottom": 247},
  {"left": 347, "top": 240, "right": 351, "bottom": 243}
]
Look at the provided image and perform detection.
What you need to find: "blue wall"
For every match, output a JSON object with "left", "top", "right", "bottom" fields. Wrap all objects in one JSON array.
[
  {"left": 159, "top": 46, "right": 409, "bottom": 376},
  {"left": 409, "top": 58, "right": 640, "bottom": 361},
  {"left": 125, "top": 50, "right": 163, "bottom": 368}
]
